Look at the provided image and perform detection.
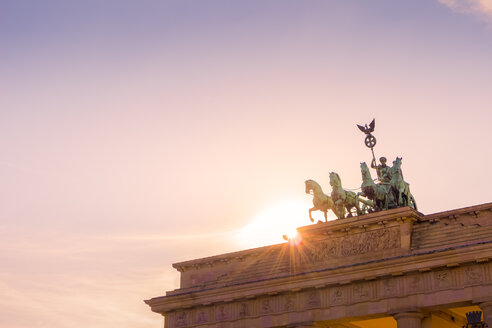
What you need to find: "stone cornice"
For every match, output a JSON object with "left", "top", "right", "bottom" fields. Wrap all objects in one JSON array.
[
  {"left": 172, "top": 244, "right": 282, "bottom": 273},
  {"left": 424, "top": 202, "right": 492, "bottom": 221},
  {"left": 146, "top": 241, "right": 492, "bottom": 313}
]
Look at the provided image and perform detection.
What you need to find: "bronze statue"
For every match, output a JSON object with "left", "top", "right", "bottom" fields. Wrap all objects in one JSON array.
[
  {"left": 356, "top": 119, "right": 417, "bottom": 211},
  {"left": 304, "top": 119, "right": 419, "bottom": 223},
  {"left": 305, "top": 179, "right": 336, "bottom": 222},
  {"left": 329, "top": 172, "right": 373, "bottom": 219},
  {"left": 390, "top": 157, "right": 417, "bottom": 210},
  {"left": 360, "top": 162, "right": 390, "bottom": 211},
  {"left": 357, "top": 119, "right": 377, "bottom": 163},
  {"left": 371, "top": 156, "right": 392, "bottom": 183}
]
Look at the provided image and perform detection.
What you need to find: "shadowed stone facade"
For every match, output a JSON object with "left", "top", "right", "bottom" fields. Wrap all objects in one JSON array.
[{"left": 145, "top": 203, "right": 492, "bottom": 328}]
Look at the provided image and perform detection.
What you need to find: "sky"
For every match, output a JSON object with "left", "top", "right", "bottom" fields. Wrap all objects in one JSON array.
[{"left": 1, "top": 0, "right": 492, "bottom": 327}]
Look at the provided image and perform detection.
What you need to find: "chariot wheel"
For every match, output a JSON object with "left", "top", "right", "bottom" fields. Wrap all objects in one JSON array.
[{"left": 364, "top": 134, "right": 377, "bottom": 148}]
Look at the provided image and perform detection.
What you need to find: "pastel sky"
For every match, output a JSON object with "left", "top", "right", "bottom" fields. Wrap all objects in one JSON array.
[{"left": 1, "top": 1, "right": 492, "bottom": 327}]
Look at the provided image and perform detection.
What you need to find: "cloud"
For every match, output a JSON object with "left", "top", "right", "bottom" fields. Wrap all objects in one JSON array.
[
  {"left": 438, "top": 0, "right": 492, "bottom": 21},
  {"left": 0, "top": 225, "right": 242, "bottom": 328}
]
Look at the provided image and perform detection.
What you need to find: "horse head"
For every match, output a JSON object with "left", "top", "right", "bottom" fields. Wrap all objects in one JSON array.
[
  {"left": 393, "top": 157, "right": 402, "bottom": 167},
  {"left": 305, "top": 179, "right": 321, "bottom": 194},
  {"left": 329, "top": 172, "right": 341, "bottom": 187},
  {"left": 305, "top": 179, "right": 313, "bottom": 194},
  {"left": 360, "top": 162, "right": 371, "bottom": 181}
]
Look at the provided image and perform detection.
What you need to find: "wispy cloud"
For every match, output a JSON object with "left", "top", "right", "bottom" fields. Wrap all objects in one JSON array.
[
  {"left": 438, "top": 0, "right": 492, "bottom": 21},
  {"left": 0, "top": 225, "right": 241, "bottom": 328}
]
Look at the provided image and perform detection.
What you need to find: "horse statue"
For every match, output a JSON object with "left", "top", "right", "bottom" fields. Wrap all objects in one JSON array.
[
  {"left": 390, "top": 157, "right": 417, "bottom": 210},
  {"left": 329, "top": 172, "right": 373, "bottom": 219},
  {"left": 305, "top": 179, "right": 336, "bottom": 222},
  {"left": 360, "top": 162, "right": 390, "bottom": 211}
]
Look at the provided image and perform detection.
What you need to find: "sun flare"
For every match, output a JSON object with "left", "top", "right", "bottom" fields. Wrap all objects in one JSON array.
[{"left": 235, "top": 200, "right": 312, "bottom": 248}]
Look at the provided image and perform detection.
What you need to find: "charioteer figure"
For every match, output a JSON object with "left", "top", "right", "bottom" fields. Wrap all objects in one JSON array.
[{"left": 371, "top": 156, "right": 392, "bottom": 184}]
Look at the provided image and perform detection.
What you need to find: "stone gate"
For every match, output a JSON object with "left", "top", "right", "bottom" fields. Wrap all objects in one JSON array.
[{"left": 145, "top": 203, "right": 492, "bottom": 328}]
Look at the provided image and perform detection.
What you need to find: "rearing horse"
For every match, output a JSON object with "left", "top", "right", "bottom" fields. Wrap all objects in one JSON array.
[{"left": 305, "top": 179, "right": 336, "bottom": 222}]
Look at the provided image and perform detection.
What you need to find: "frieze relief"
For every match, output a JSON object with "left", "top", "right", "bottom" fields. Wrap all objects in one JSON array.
[
  {"left": 353, "top": 282, "right": 372, "bottom": 301},
  {"left": 238, "top": 302, "right": 251, "bottom": 318},
  {"left": 301, "top": 227, "right": 400, "bottom": 264},
  {"left": 283, "top": 294, "right": 297, "bottom": 312},
  {"left": 305, "top": 290, "right": 321, "bottom": 309},
  {"left": 195, "top": 308, "right": 209, "bottom": 324},
  {"left": 330, "top": 286, "right": 346, "bottom": 305},
  {"left": 215, "top": 304, "right": 230, "bottom": 321},
  {"left": 406, "top": 275, "right": 423, "bottom": 294},
  {"left": 381, "top": 278, "right": 398, "bottom": 297},
  {"left": 464, "top": 266, "right": 483, "bottom": 285},
  {"left": 260, "top": 297, "right": 275, "bottom": 314},
  {"left": 434, "top": 270, "right": 453, "bottom": 289},
  {"left": 175, "top": 311, "right": 188, "bottom": 328}
]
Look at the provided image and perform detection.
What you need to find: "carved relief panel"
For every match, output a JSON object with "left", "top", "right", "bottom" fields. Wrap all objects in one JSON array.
[
  {"left": 464, "top": 266, "right": 484, "bottom": 285},
  {"left": 259, "top": 296, "right": 277, "bottom": 314},
  {"left": 405, "top": 274, "right": 424, "bottom": 294},
  {"left": 238, "top": 301, "right": 251, "bottom": 318},
  {"left": 304, "top": 289, "right": 321, "bottom": 309},
  {"left": 330, "top": 286, "right": 347, "bottom": 306},
  {"left": 380, "top": 277, "right": 399, "bottom": 297},
  {"left": 300, "top": 227, "right": 401, "bottom": 265},
  {"left": 433, "top": 270, "right": 453, "bottom": 289},
  {"left": 352, "top": 282, "right": 372, "bottom": 302},
  {"left": 174, "top": 311, "right": 189, "bottom": 328},
  {"left": 215, "top": 303, "right": 231, "bottom": 321},
  {"left": 195, "top": 308, "right": 210, "bottom": 325},
  {"left": 283, "top": 293, "right": 297, "bottom": 312}
]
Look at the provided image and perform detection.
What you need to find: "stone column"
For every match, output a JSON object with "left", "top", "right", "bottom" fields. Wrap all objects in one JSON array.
[
  {"left": 479, "top": 301, "right": 492, "bottom": 325},
  {"left": 393, "top": 312, "right": 424, "bottom": 328},
  {"left": 421, "top": 315, "right": 432, "bottom": 328}
]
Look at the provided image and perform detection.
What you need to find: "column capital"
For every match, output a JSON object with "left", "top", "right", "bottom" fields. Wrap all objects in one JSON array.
[
  {"left": 393, "top": 311, "right": 424, "bottom": 328},
  {"left": 480, "top": 301, "right": 492, "bottom": 309},
  {"left": 479, "top": 301, "right": 492, "bottom": 325}
]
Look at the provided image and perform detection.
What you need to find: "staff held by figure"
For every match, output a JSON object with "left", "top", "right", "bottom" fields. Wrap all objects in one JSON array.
[{"left": 356, "top": 119, "right": 390, "bottom": 183}]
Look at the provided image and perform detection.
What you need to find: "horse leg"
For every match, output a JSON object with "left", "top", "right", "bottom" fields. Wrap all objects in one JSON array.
[
  {"left": 309, "top": 208, "right": 315, "bottom": 222},
  {"left": 334, "top": 204, "right": 345, "bottom": 219},
  {"left": 346, "top": 206, "right": 353, "bottom": 218},
  {"left": 410, "top": 195, "right": 417, "bottom": 210},
  {"left": 324, "top": 210, "right": 328, "bottom": 222},
  {"left": 356, "top": 201, "right": 362, "bottom": 216}
]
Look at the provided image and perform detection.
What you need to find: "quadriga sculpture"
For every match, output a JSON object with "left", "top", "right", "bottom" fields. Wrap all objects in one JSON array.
[{"left": 305, "top": 179, "right": 337, "bottom": 222}]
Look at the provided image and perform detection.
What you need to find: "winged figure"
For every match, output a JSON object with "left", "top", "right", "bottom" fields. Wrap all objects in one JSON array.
[{"left": 357, "top": 119, "right": 375, "bottom": 135}]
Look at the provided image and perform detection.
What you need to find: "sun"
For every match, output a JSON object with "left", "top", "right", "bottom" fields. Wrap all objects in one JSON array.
[{"left": 235, "top": 200, "right": 312, "bottom": 248}]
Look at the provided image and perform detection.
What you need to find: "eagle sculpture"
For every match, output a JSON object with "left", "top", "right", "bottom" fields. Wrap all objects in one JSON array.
[{"left": 357, "top": 118, "right": 375, "bottom": 135}]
